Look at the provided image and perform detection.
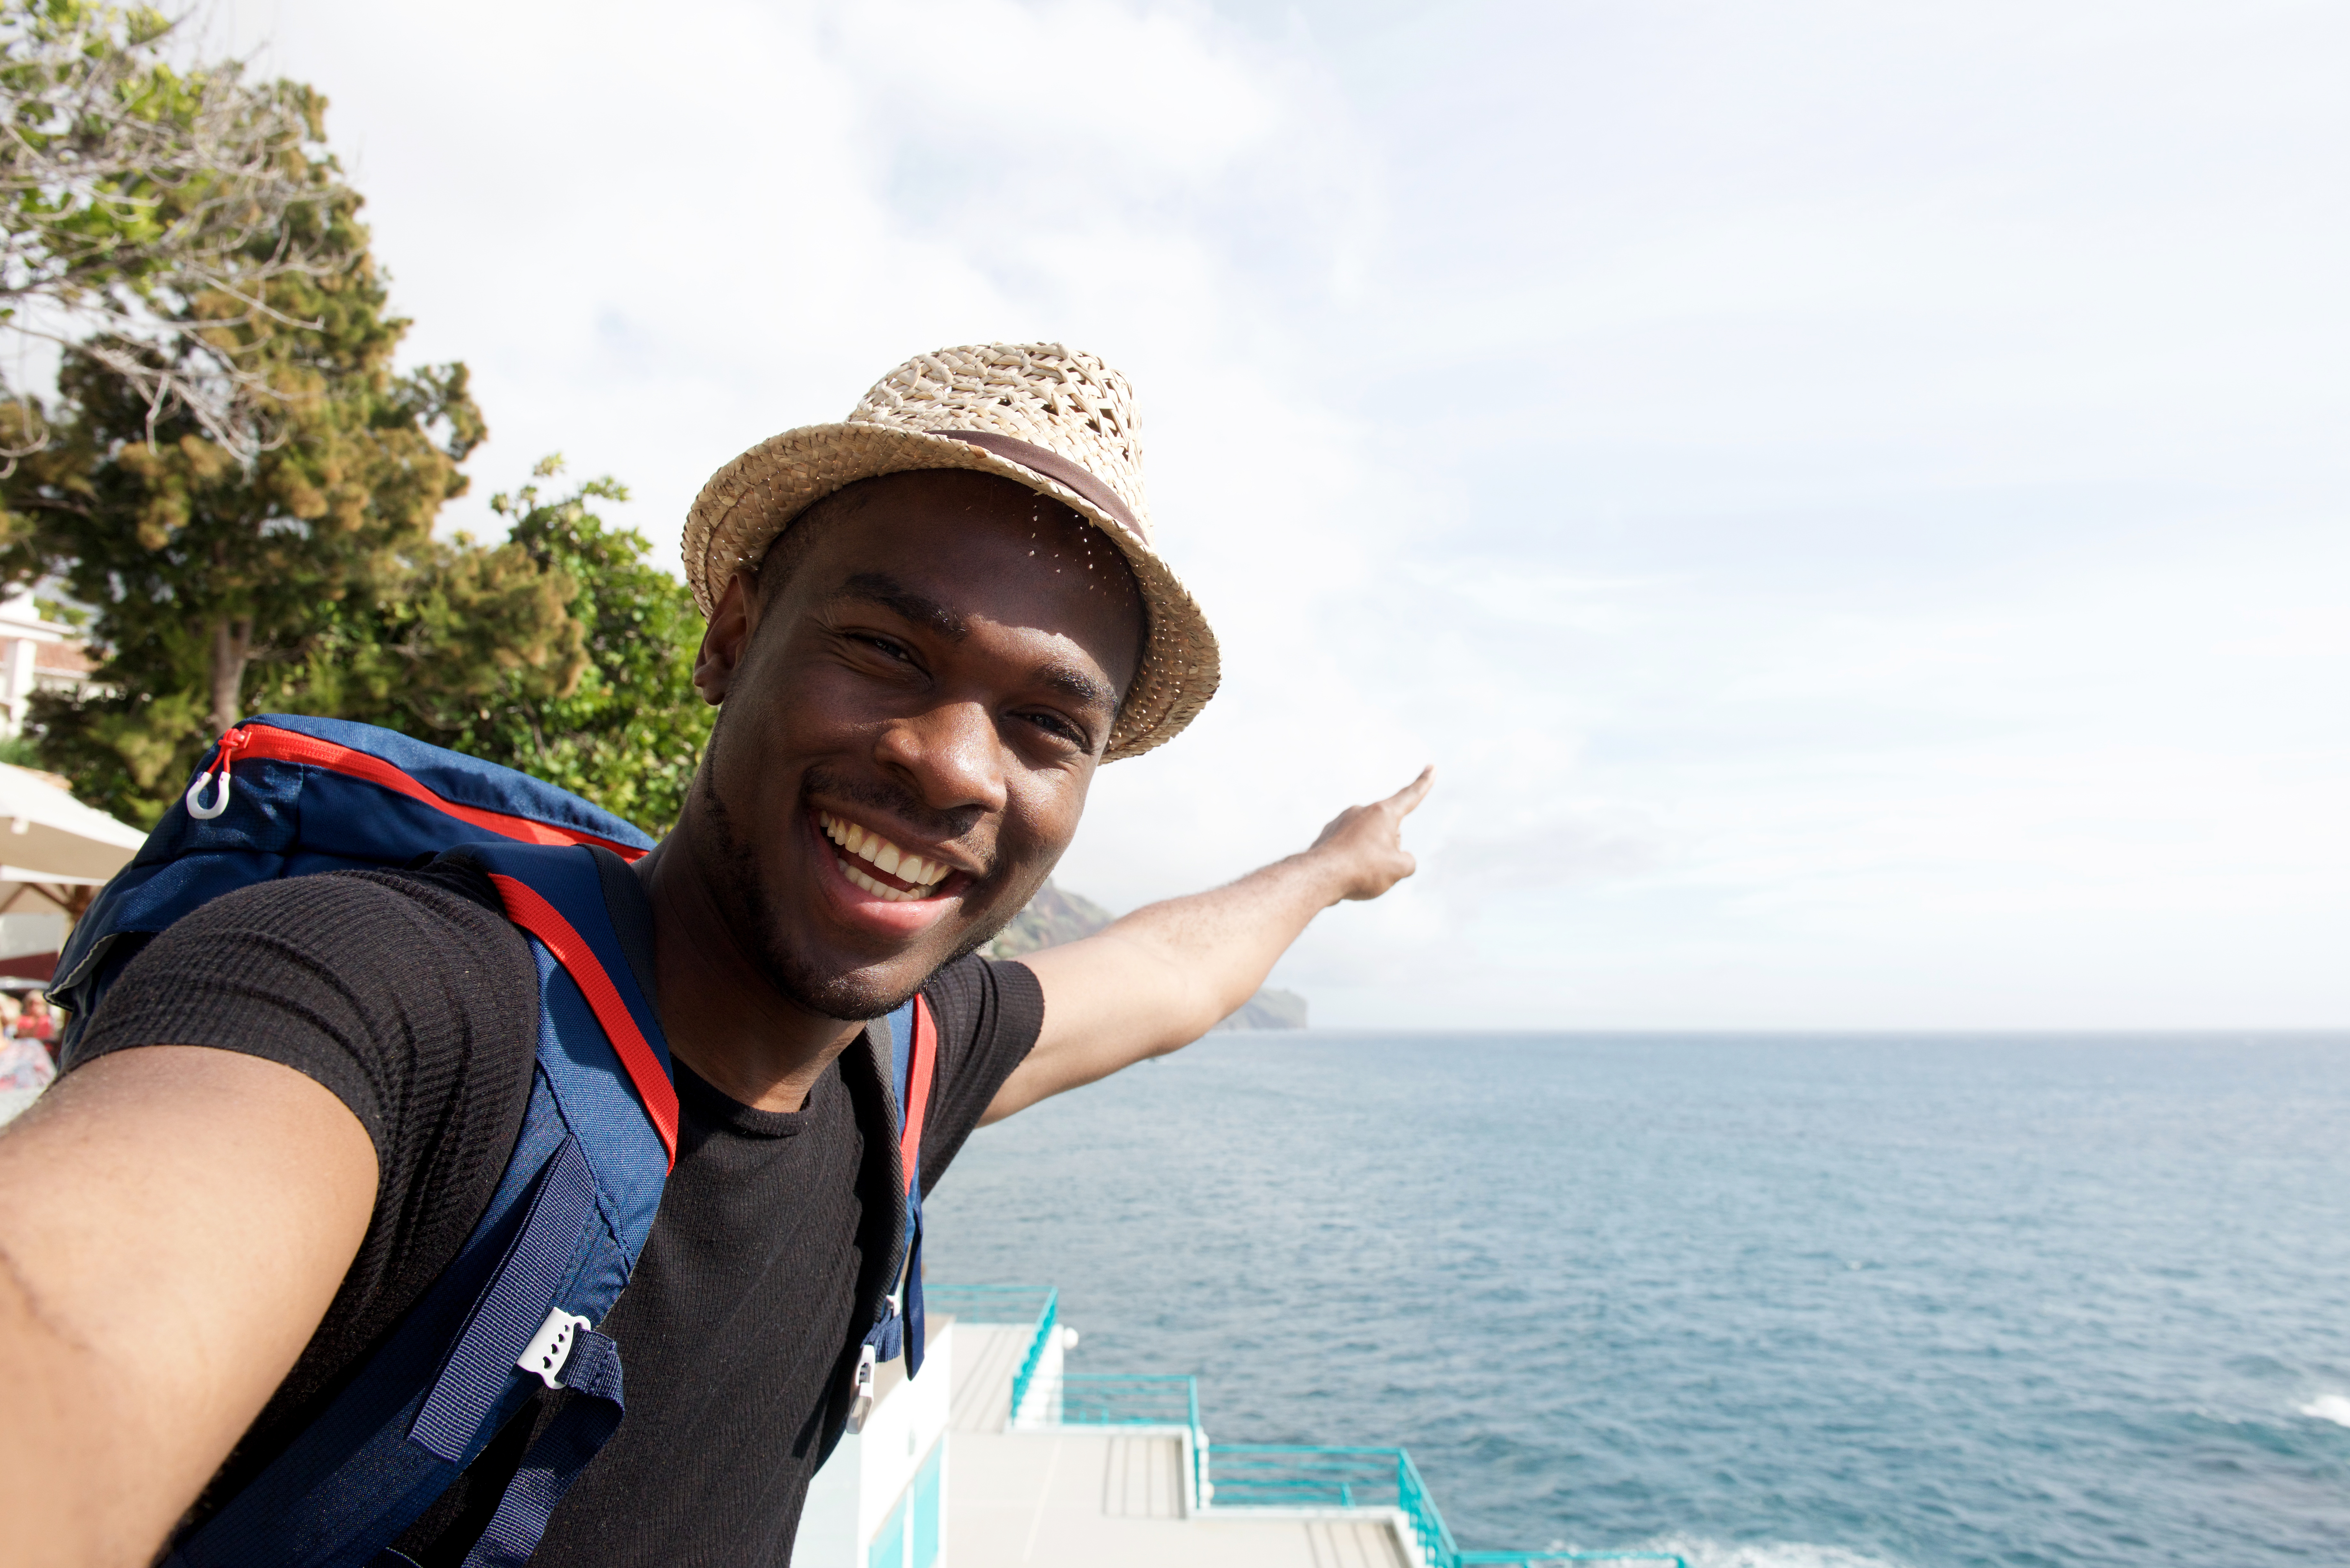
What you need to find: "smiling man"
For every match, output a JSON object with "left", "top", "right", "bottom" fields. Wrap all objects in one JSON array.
[{"left": 0, "top": 345, "right": 1430, "bottom": 1567}]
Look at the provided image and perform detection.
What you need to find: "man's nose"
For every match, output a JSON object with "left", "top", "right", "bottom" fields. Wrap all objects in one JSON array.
[{"left": 875, "top": 700, "right": 1009, "bottom": 816}]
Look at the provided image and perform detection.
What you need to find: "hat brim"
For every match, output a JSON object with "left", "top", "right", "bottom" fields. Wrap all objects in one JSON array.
[{"left": 683, "top": 422, "right": 1218, "bottom": 761}]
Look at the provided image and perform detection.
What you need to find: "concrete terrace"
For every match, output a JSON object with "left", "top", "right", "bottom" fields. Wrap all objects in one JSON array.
[{"left": 943, "top": 1322, "right": 1417, "bottom": 1568}]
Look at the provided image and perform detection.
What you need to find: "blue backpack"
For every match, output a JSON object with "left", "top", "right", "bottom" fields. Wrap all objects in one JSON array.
[{"left": 52, "top": 714, "right": 936, "bottom": 1568}]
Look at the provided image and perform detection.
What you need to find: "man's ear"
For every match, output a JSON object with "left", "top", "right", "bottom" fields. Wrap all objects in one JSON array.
[{"left": 691, "top": 570, "right": 761, "bottom": 706}]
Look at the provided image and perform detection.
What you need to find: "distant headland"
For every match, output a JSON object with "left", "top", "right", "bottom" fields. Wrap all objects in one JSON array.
[{"left": 982, "top": 880, "right": 1308, "bottom": 1030}]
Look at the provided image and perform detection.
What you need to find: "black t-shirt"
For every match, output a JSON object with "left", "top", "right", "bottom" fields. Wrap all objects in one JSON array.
[{"left": 71, "top": 857, "right": 1043, "bottom": 1565}]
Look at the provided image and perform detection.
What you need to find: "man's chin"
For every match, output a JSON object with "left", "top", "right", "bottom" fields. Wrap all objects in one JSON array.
[
  {"left": 764, "top": 909, "right": 1015, "bottom": 1020},
  {"left": 756, "top": 945, "right": 926, "bottom": 1024}
]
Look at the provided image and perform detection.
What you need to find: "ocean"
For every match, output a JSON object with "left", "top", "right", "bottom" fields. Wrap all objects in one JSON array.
[{"left": 922, "top": 1032, "right": 2350, "bottom": 1568}]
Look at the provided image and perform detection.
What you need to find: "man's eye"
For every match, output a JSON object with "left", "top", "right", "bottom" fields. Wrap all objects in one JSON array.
[
  {"left": 1022, "top": 712, "right": 1083, "bottom": 745},
  {"left": 854, "top": 634, "right": 913, "bottom": 662}
]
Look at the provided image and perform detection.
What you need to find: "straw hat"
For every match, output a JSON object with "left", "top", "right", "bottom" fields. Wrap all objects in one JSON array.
[{"left": 682, "top": 344, "right": 1218, "bottom": 760}]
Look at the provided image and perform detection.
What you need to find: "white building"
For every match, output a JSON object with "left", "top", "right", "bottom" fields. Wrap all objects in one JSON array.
[
  {"left": 0, "top": 588, "right": 99, "bottom": 739},
  {"left": 789, "top": 1284, "right": 1638, "bottom": 1568}
]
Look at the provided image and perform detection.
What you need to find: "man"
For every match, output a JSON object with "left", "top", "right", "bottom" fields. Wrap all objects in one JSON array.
[{"left": 0, "top": 344, "right": 1430, "bottom": 1565}]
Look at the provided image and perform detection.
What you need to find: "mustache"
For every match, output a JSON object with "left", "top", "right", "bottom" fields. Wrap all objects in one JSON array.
[{"left": 802, "top": 764, "right": 994, "bottom": 874}]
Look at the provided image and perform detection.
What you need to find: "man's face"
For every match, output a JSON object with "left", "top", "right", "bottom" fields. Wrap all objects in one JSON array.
[{"left": 686, "top": 469, "right": 1143, "bottom": 1020}]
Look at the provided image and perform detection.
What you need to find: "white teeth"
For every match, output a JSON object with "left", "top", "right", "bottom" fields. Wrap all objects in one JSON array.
[
  {"left": 820, "top": 812, "right": 954, "bottom": 894},
  {"left": 841, "top": 858, "right": 923, "bottom": 902}
]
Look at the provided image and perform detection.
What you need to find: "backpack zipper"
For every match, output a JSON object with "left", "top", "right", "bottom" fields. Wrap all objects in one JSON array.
[{"left": 187, "top": 722, "right": 649, "bottom": 859}]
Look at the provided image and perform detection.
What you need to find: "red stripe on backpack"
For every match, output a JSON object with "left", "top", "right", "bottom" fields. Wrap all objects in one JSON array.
[
  {"left": 218, "top": 725, "right": 650, "bottom": 859},
  {"left": 489, "top": 873, "right": 681, "bottom": 1168},
  {"left": 899, "top": 995, "right": 937, "bottom": 1195}
]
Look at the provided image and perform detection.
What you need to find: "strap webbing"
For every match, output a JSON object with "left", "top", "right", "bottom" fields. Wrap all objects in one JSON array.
[
  {"left": 456, "top": 1332, "right": 627, "bottom": 1568},
  {"left": 411, "top": 1138, "right": 598, "bottom": 1462},
  {"left": 488, "top": 872, "right": 679, "bottom": 1168},
  {"left": 898, "top": 994, "right": 937, "bottom": 1193}
]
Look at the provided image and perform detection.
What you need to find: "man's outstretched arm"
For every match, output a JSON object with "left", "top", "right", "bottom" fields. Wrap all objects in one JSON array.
[
  {"left": 0, "top": 1046, "right": 376, "bottom": 1567},
  {"left": 986, "top": 767, "right": 1433, "bottom": 1122}
]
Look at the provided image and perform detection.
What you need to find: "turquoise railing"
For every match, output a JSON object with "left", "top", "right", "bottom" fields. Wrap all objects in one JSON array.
[
  {"left": 1049, "top": 1372, "right": 1201, "bottom": 1429},
  {"left": 921, "top": 1283, "right": 1057, "bottom": 1326},
  {"left": 1205, "top": 1444, "right": 1414, "bottom": 1510},
  {"left": 1202, "top": 1444, "right": 1685, "bottom": 1568},
  {"left": 1040, "top": 1372, "right": 1208, "bottom": 1506},
  {"left": 921, "top": 1284, "right": 1058, "bottom": 1424},
  {"left": 1010, "top": 1289, "right": 1057, "bottom": 1421},
  {"left": 923, "top": 1289, "right": 1682, "bottom": 1568},
  {"left": 1397, "top": 1447, "right": 1460, "bottom": 1566}
]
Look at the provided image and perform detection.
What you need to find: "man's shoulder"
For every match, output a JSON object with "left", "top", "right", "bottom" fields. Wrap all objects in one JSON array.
[
  {"left": 75, "top": 861, "right": 539, "bottom": 1102},
  {"left": 187, "top": 859, "right": 520, "bottom": 954},
  {"left": 920, "top": 950, "right": 1041, "bottom": 1019},
  {"left": 907, "top": 953, "right": 1044, "bottom": 1182}
]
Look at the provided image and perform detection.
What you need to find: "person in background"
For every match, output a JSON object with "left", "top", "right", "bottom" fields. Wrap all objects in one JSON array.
[
  {"left": 0, "top": 992, "right": 52, "bottom": 1123},
  {"left": 13, "top": 991, "right": 57, "bottom": 1061}
]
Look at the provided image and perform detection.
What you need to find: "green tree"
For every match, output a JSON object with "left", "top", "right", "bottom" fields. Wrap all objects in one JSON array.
[
  {"left": 0, "top": 13, "right": 707, "bottom": 834},
  {"left": 0, "top": 82, "right": 543, "bottom": 823},
  {"left": 1, "top": 0, "right": 354, "bottom": 471},
  {"left": 283, "top": 460, "right": 713, "bottom": 834}
]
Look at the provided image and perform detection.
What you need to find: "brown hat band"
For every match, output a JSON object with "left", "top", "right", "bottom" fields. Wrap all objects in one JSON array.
[{"left": 935, "top": 429, "right": 1143, "bottom": 540}]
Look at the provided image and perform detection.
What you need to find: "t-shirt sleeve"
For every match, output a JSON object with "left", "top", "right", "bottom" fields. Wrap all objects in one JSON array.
[
  {"left": 73, "top": 869, "right": 535, "bottom": 1175},
  {"left": 913, "top": 955, "right": 1043, "bottom": 1193},
  {"left": 65, "top": 868, "right": 541, "bottom": 1500}
]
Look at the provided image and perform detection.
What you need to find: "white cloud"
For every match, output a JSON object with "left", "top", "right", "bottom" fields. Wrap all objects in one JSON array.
[{"left": 220, "top": 0, "right": 2350, "bottom": 1026}]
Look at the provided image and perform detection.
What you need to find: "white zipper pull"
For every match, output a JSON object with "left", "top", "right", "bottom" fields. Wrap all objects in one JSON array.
[{"left": 185, "top": 727, "right": 250, "bottom": 820}]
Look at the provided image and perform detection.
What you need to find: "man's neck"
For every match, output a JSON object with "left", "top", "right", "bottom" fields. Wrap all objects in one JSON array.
[{"left": 633, "top": 838, "right": 865, "bottom": 1113}]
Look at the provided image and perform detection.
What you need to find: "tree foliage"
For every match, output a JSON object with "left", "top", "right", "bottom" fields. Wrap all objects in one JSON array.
[
  {"left": 291, "top": 461, "right": 714, "bottom": 834},
  {"left": 0, "top": 10, "right": 712, "bottom": 837},
  {"left": 1, "top": 0, "right": 353, "bottom": 468},
  {"left": 0, "top": 141, "right": 507, "bottom": 823}
]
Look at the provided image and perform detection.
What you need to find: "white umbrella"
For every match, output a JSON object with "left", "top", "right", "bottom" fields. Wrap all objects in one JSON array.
[
  {"left": 0, "top": 762, "right": 146, "bottom": 886},
  {"left": 0, "top": 763, "right": 147, "bottom": 987}
]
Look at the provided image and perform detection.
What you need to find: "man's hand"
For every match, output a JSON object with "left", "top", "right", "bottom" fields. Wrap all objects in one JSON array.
[
  {"left": 987, "top": 767, "right": 1434, "bottom": 1122},
  {"left": 1306, "top": 765, "right": 1434, "bottom": 903}
]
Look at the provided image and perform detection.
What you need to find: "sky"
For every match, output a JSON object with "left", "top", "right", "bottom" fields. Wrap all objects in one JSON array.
[{"left": 210, "top": 0, "right": 2348, "bottom": 1029}]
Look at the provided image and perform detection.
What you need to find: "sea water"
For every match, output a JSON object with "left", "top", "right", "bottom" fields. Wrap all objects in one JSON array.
[{"left": 922, "top": 1033, "right": 2350, "bottom": 1568}]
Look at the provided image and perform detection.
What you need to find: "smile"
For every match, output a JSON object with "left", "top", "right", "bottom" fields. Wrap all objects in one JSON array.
[{"left": 817, "top": 811, "right": 955, "bottom": 902}]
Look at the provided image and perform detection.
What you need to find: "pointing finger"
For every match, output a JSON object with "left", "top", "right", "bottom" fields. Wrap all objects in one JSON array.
[{"left": 1386, "top": 765, "right": 1436, "bottom": 817}]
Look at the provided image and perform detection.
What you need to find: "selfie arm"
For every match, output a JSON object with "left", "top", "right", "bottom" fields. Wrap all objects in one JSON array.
[
  {"left": 0, "top": 1047, "right": 376, "bottom": 1567},
  {"left": 986, "top": 766, "right": 1432, "bottom": 1122}
]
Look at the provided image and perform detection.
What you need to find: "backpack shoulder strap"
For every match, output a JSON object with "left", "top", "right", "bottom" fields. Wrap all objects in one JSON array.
[
  {"left": 851, "top": 991, "right": 938, "bottom": 1429},
  {"left": 890, "top": 993, "right": 940, "bottom": 1200},
  {"left": 474, "top": 845, "right": 678, "bottom": 1170},
  {"left": 168, "top": 843, "right": 675, "bottom": 1568}
]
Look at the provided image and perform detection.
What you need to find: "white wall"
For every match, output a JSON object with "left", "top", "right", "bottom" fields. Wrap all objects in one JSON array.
[{"left": 795, "top": 1328, "right": 956, "bottom": 1568}]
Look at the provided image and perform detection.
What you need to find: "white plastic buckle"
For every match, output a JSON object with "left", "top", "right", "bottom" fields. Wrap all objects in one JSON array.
[
  {"left": 517, "top": 1308, "right": 593, "bottom": 1389},
  {"left": 847, "top": 1343, "right": 878, "bottom": 1433}
]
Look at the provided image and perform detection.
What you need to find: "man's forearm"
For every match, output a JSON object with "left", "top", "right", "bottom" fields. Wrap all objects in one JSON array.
[
  {"left": 988, "top": 769, "right": 1430, "bottom": 1121},
  {"left": 1091, "top": 849, "right": 1350, "bottom": 1034}
]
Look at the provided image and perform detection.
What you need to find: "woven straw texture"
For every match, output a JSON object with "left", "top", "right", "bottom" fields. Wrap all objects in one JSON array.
[{"left": 682, "top": 344, "right": 1217, "bottom": 760}]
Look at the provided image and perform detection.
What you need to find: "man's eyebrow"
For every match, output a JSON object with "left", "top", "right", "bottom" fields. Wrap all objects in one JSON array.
[
  {"left": 831, "top": 571, "right": 1117, "bottom": 713},
  {"left": 830, "top": 572, "right": 968, "bottom": 639},
  {"left": 1031, "top": 660, "right": 1119, "bottom": 713}
]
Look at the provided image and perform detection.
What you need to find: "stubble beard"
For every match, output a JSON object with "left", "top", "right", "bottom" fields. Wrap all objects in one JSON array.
[
  {"left": 696, "top": 770, "right": 912, "bottom": 1022},
  {"left": 691, "top": 712, "right": 1022, "bottom": 1022}
]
